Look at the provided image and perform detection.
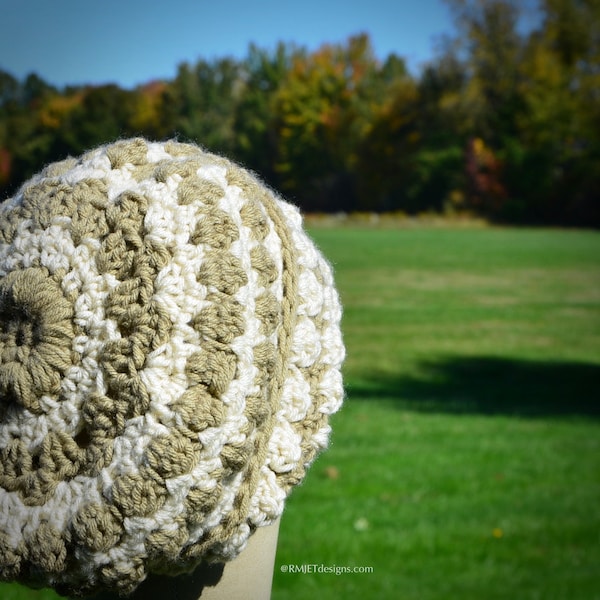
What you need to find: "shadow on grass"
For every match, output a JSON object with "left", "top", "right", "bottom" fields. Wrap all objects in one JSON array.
[{"left": 347, "top": 357, "right": 600, "bottom": 418}]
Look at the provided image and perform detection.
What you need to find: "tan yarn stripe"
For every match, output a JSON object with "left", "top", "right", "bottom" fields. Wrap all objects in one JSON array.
[
  {"left": 239, "top": 181, "right": 299, "bottom": 514},
  {"left": 189, "top": 172, "right": 299, "bottom": 555}
]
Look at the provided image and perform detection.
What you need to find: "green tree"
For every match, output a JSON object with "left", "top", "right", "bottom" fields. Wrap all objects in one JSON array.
[
  {"left": 162, "top": 58, "right": 243, "bottom": 153},
  {"left": 446, "top": 0, "right": 525, "bottom": 143},
  {"left": 540, "top": 0, "right": 600, "bottom": 224},
  {"left": 57, "top": 84, "right": 138, "bottom": 153},
  {"left": 272, "top": 34, "right": 381, "bottom": 211},
  {"left": 0, "top": 71, "right": 60, "bottom": 195},
  {"left": 355, "top": 75, "right": 421, "bottom": 212},
  {"left": 442, "top": 0, "right": 599, "bottom": 224},
  {"left": 128, "top": 81, "right": 170, "bottom": 139},
  {"left": 232, "top": 43, "right": 297, "bottom": 185},
  {"left": 0, "top": 70, "right": 20, "bottom": 107}
]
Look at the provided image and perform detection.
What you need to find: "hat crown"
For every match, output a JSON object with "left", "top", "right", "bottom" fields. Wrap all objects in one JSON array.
[{"left": 0, "top": 139, "right": 344, "bottom": 596}]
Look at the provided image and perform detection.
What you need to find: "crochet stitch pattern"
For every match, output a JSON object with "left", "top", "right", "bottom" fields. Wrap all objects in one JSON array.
[{"left": 0, "top": 138, "right": 344, "bottom": 596}]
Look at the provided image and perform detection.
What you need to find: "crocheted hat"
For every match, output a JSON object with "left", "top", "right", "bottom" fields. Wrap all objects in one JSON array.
[{"left": 0, "top": 138, "right": 344, "bottom": 596}]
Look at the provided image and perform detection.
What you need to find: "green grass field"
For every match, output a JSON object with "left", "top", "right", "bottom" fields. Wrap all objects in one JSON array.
[
  {"left": 273, "top": 225, "right": 600, "bottom": 600},
  {"left": 2, "top": 225, "right": 599, "bottom": 599}
]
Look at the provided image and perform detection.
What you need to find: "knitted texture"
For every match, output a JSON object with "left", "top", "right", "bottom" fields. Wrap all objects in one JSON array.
[{"left": 0, "top": 138, "right": 344, "bottom": 596}]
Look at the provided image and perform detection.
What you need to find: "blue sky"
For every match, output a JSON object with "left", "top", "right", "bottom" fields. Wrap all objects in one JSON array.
[
  {"left": 0, "top": 0, "right": 541, "bottom": 89},
  {"left": 0, "top": 0, "right": 458, "bottom": 88}
]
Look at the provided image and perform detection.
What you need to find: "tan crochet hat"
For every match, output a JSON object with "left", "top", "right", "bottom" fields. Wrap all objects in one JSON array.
[{"left": 0, "top": 139, "right": 344, "bottom": 596}]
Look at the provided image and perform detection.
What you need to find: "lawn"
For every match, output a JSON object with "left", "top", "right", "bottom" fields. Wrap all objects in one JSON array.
[
  {"left": 2, "top": 224, "right": 599, "bottom": 599},
  {"left": 272, "top": 225, "right": 600, "bottom": 600}
]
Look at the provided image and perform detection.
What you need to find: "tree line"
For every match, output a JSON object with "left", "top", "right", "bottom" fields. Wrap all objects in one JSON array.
[{"left": 0, "top": 0, "right": 598, "bottom": 226}]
